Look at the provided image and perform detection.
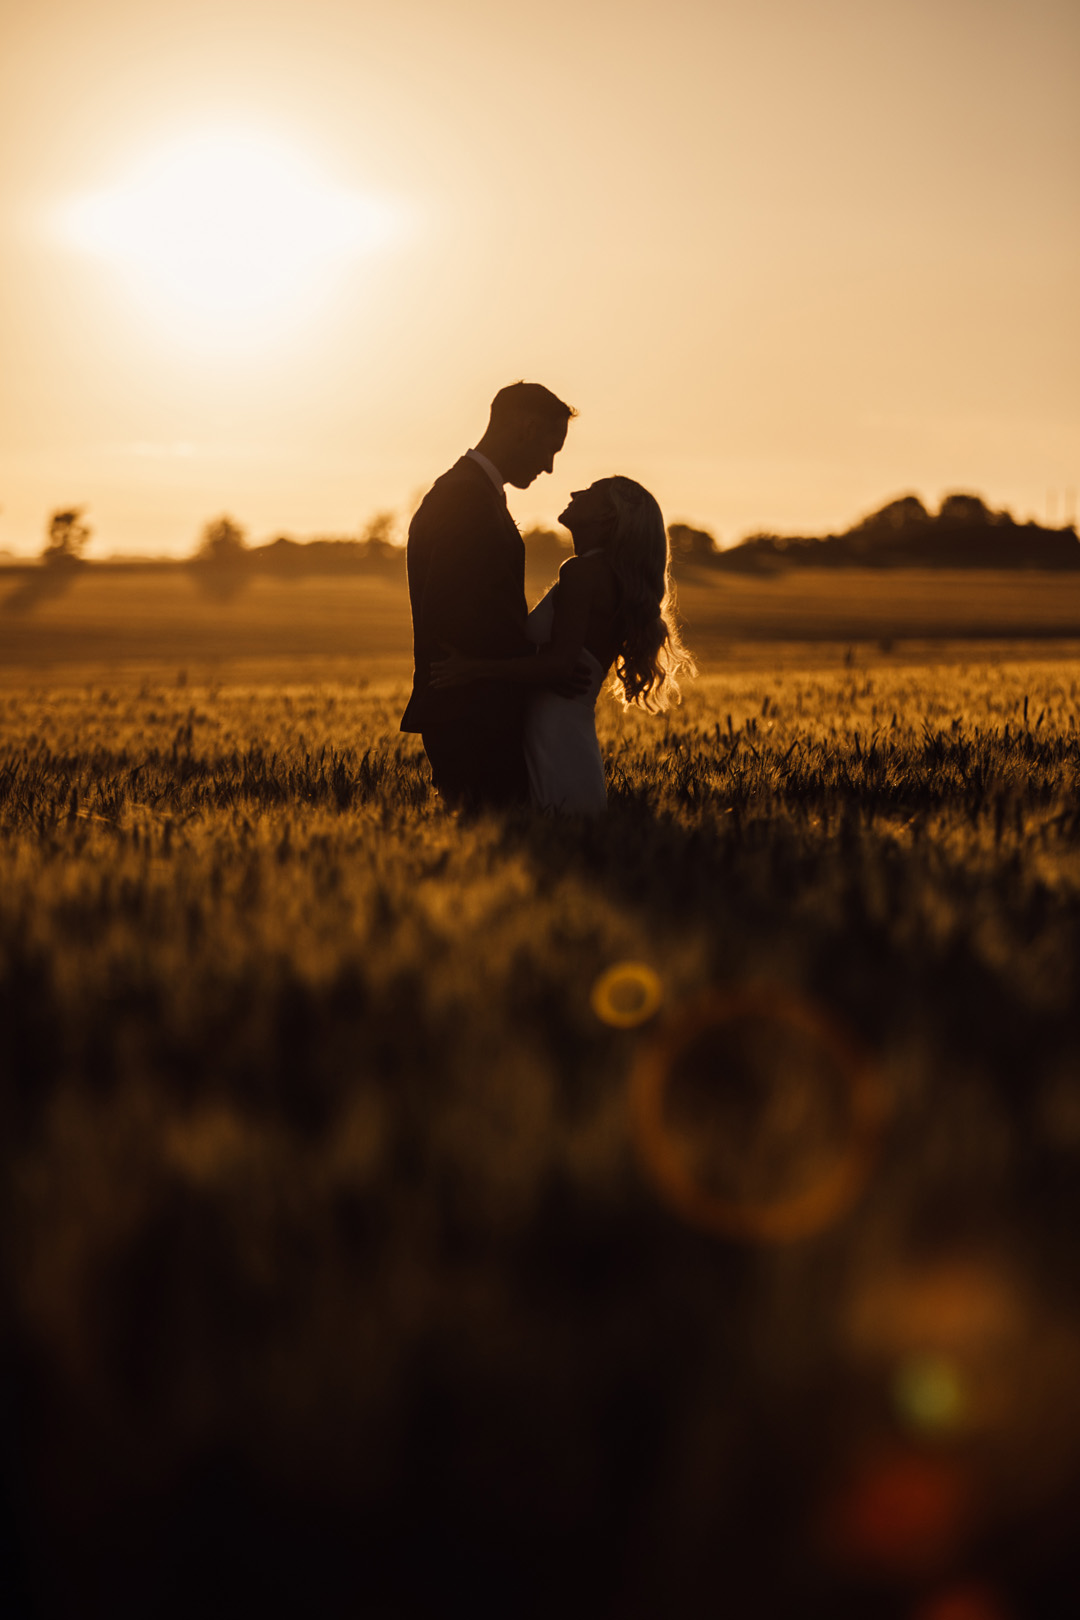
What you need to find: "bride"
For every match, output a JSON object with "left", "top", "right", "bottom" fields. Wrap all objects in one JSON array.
[{"left": 429, "top": 475, "right": 696, "bottom": 813}]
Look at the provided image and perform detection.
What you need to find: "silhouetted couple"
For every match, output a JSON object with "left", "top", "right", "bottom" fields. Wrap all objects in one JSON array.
[{"left": 400, "top": 382, "right": 694, "bottom": 814}]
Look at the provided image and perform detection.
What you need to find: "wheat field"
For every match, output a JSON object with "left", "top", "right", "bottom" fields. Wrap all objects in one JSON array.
[
  {"left": 3, "top": 643, "right": 1080, "bottom": 1616},
  {"left": 4, "top": 562, "right": 1080, "bottom": 672}
]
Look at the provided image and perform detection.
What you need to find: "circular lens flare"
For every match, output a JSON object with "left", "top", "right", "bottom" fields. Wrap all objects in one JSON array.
[
  {"left": 591, "top": 962, "right": 664, "bottom": 1028},
  {"left": 630, "top": 984, "right": 885, "bottom": 1242}
]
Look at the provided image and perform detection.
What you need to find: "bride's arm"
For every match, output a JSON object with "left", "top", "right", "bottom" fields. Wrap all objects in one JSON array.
[{"left": 430, "top": 557, "right": 597, "bottom": 689}]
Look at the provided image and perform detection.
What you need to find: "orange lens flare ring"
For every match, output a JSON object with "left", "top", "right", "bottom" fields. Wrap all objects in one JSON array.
[
  {"left": 630, "top": 985, "right": 885, "bottom": 1242},
  {"left": 590, "top": 961, "right": 664, "bottom": 1028}
]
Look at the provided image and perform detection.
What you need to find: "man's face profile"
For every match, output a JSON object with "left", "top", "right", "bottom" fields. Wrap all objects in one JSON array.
[{"left": 504, "top": 414, "right": 568, "bottom": 489}]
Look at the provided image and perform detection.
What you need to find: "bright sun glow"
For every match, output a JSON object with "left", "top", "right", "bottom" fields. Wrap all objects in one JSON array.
[{"left": 57, "top": 130, "right": 397, "bottom": 346}]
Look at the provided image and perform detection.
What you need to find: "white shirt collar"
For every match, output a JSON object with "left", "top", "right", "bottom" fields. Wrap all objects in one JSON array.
[{"left": 466, "top": 447, "right": 505, "bottom": 493}]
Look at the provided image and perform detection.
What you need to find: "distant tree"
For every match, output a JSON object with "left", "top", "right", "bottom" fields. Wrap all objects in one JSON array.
[
  {"left": 193, "top": 515, "right": 249, "bottom": 600},
  {"left": 360, "top": 510, "right": 400, "bottom": 561},
  {"left": 852, "top": 495, "right": 931, "bottom": 536},
  {"left": 197, "top": 515, "right": 248, "bottom": 563},
  {"left": 2, "top": 507, "right": 89, "bottom": 610},
  {"left": 43, "top": 507, "right": 92, "bottom": 565},
  {"left": 668, "top": 523, "right": 718, "bottom": 563},
  {"left": 938, "top": 493, "right": 992, "bottom": 526},
  {"left": 522, "top": 527, "right": 572, "bottom": 579}
]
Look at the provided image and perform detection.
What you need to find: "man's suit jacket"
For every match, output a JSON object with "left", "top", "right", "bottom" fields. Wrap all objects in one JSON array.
[{"left": 400, "top": 455, "right": 535, "bottom": 735}]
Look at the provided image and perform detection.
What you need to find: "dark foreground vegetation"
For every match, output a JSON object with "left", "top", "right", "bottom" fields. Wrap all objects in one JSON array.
[{"left": 3, "top": 662, "right": 1080, "bottom": 1618}]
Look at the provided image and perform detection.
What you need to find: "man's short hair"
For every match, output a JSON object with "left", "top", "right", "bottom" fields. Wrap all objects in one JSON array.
[{"left": 489, "top": 381, "right": 577, "bottom": 432}]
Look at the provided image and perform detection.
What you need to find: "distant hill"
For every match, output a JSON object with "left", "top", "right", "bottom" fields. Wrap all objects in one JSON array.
[{"left": 707, "top": 494, "right": 1080, "bottom": 572}]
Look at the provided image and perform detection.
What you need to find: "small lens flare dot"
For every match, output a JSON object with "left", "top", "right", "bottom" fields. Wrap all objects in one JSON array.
[
  {"left": 894, "top": 1355, "right": 967, "bottom": 1435},
  {"left": 590, "top": 962, "right": 664, "bottom": 1028}
]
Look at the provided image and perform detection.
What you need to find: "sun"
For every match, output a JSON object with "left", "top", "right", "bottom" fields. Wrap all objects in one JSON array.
[{"left": 57, "top": 129, "right": 397, "bottom": 347}]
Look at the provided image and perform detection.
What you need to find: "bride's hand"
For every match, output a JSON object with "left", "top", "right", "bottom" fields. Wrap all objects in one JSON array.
[{"left": 429, "top": 646, "right": 480, "bottom": 688}]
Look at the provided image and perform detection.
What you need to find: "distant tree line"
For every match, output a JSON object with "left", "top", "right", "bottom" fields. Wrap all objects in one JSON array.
[
  {"left": 190, "top": 515, "right": 578, "bottom": 593},
  {"left": 192, "top": 511, "right": 406, "bottom": 585},
  {"left": 709, "top": 493, "right": 1080, "bottom": 573},
  {"left": 9, "top": 492, "right": 1078, "bottom": 592}
]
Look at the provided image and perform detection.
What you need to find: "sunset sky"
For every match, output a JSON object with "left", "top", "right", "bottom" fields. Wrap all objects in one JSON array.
[{"left": 1, "top": 0, "right": 1077, "bottom": 557}]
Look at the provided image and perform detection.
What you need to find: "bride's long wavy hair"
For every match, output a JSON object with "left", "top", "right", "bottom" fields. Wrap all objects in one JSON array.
[{"left": 601, "top": 476, "right": 696, "bottom": 712}]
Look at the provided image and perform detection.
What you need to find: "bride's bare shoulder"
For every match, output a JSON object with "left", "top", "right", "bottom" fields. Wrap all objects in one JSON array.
[
  {"left": 559, "top": 550, "right": 618, "bottom": 608},
  {"left": 558, "top": 551, "right": 614, "bottom": 586}
]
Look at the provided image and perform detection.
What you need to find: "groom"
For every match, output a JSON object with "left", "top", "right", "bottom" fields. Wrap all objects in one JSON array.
[{"left": 400, "top": 382, "right": 576, "bottom": 808}]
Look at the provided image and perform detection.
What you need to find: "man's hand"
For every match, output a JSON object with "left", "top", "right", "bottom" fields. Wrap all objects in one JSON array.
[
  {"left": 430, "top": 644, "right": 480, "bottom": 689},
  {"left": 553, "top": 656, "right": 593, "bottom": 699}
]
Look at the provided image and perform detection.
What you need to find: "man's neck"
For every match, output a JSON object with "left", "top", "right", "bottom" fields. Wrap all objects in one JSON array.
[{"left": 466, "top": 447, "right": 505, "bottom": 493}]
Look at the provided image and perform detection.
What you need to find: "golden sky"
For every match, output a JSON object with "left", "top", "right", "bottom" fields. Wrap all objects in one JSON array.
[{"left": 1, "top": 0, "right": 1077, "bottom": 557}]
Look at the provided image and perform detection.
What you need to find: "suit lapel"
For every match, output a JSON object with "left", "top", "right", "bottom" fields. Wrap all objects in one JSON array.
[{"left": 459, "top": 455, "right": 523, "bottom": 549}]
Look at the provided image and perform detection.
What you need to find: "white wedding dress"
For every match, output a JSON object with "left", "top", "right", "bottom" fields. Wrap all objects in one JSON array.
[{"left": 523, "top": 571, "right": 608, "bottom": 815}]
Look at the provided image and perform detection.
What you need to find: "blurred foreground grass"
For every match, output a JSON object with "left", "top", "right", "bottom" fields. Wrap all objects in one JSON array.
[{"left": 3, "top": 659, "right": 1080, "bottom": 1617}]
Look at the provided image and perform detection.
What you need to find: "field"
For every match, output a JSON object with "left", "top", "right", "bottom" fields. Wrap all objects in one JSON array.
[
  {"left": 3, "top": 572, "right": 1080, "bottom": 1617},
  {"left": 3, "top": 561, "right": 1080, "bottom": 672}
]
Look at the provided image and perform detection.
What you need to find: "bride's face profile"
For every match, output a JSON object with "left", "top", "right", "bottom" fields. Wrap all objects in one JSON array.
[{"left": 559, "top": 482, "right": 617, "bottom": 552}]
